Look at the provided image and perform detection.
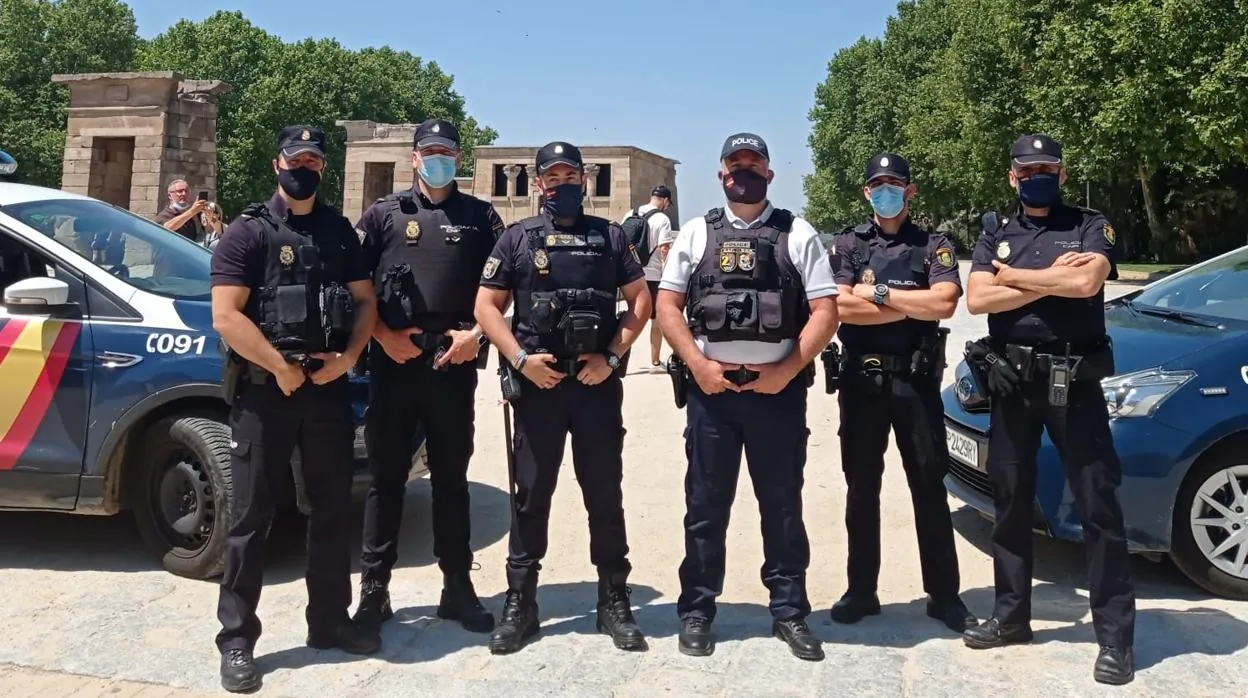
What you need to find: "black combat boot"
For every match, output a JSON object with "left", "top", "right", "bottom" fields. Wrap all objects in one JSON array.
[
  {"left": 828, "top": 593, "right": 881, "bottom": 624},
  {"left": 926, "top": 594, "right": 978, "bottom": 632},
  {"left": 595, "top": 572, "right": 647, "bottom": 651},
  {"left": 351, "top": 578, "right": 392, "bottom": 643},
  {"left": 437, "top": 570, "right": 495, "bottom": 633},
  {"left": 219, "top": 647, "right": 260, "bottom": 693},
  {"left": 488, "top": 585, "right": 539, "bottom": 654},
  {"left": 963, "top": 617, "right": 1034, "bottom": 649},
  {"left": 1093, "top": 646, "right": 1134, "bottom": 685}
]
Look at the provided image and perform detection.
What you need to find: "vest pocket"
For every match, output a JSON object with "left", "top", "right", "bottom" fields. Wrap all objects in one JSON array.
[
  {"left": 758, "top": 291, "right": 791, "bottom": 333},
  {"left": 699, "top": 294, "right": 729, "bottom": 332},
  {"left": 276, "top": 285, "right": 308, "bottom": 323}
]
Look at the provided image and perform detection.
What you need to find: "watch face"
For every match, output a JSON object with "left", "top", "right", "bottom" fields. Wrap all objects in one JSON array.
[{"left": 875, "top": 284, "right": 888, "bottom": 295}]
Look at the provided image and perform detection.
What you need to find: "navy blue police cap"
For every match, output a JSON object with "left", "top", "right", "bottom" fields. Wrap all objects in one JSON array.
[
  {"left": 1011, "top": 134, "right": 1063, "bottom": 166},
  {"left": 721, "top": 132, "right": 769, "bottom": 161},
  {"left": 414, "top": 118, "right": 460, "bottom": 151},
  {"left": 865, "top": 153, "right": 910, "bottom": 184},
  {"left": 536, "top": 141, "right": 584, "bottom": 172},
  {"left": 278, "top": 125, "right": 326, "bottom": 159}
]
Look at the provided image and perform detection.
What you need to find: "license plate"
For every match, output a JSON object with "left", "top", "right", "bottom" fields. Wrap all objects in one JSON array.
[{"left": 947, "top": 428, "right": 983, "bottom": 472}]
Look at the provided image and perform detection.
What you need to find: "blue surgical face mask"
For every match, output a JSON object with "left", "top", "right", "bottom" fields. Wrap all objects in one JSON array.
[
  {"left": 1017, "top": 171, "right": 1061, "bottom": 208},
  {"left": 418, "top": 154, "right": 457, "bottom": 188},
  {"left": 869, "top": 184, "right": 907, "bottom": 219}
]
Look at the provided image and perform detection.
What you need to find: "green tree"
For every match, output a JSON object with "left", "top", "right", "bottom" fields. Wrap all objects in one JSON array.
[{"left": 0, "top": 0, "right": 138, "bottom": 185}]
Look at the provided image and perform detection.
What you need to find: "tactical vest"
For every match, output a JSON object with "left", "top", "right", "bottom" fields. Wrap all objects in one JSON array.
[
  {"left": 241, "top": 203, "right": 353, "bottom": 355},
  {"left": 686, "top": 207, "right": 807, "bottom": 343},
  {"left": 512, "top": 214, "right": 619, "bottom": 358},
  {"left": 838, "top": 222, "right": 939, "bottom": 354},
  {"left": 375, "top": 190, "right": 488, "bottom": 331}
]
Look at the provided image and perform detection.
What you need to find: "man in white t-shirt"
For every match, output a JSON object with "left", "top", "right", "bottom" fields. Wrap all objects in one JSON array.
[
  {"left": 655, "top": 132, "right": 839, "bottom": 662},
  {"left": 623, "top": 185, "right": 676, "bottom": 366}
]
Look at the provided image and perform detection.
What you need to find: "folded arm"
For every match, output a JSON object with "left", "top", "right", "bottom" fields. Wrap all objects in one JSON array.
[
  {"left": 883, "top": 281, "right": 960, "bottom": 321},
  {"left": 994, "top": 254, "right": 1111, "bottom": 299},
  {"left": 836, "top": 285, "right": 907, "bottom": 325},
  {"left": 966, "top": 271, "right": 1043, "bottom": 315}
]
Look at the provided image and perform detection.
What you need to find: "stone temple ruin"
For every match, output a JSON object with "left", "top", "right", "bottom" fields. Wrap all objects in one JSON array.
[{"left": 52, "top": 71, "right": 229, "bottom": 220}]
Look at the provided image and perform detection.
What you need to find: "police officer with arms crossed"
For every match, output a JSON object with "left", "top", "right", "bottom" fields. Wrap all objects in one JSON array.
[
  {"left": 963, "top": 134, "right": 1135, "bottom": 685},
  {"left": 656, "top": 133, "right": 839, "bottom": 661},
  {"left": 210, "top": 126, "right": 379, "bottom": 693},
  {"left": 351, "top": 118, "right": 504, "bottom": 643},
  {"left": 826, "top": 153, "right": 976, "bottom": 632},
  {"left": 474, "top": 141, "right": 652, "bottom": 655}
]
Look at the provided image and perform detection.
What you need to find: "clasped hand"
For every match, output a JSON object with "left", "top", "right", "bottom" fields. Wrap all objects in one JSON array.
[{"left": 689, "top": 358, "right": 795, "bottom": 395}]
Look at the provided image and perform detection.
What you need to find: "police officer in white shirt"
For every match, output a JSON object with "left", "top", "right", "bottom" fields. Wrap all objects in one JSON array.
[{"left": 655, "top": 132, "right": 840, "bottom": 661}]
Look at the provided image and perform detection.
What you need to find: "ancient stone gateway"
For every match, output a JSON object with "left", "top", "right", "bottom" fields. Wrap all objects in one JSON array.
[
  {"left": 52, "top": 71, "right": 230, "bottom": 220},
  {"left": 337, "top": 120, "right": 680, "bottom": 227}
]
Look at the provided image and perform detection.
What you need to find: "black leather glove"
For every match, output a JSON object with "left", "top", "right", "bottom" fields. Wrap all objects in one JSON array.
[{"left": 964, "top": 338, "right": 1021, "bottom": 398}]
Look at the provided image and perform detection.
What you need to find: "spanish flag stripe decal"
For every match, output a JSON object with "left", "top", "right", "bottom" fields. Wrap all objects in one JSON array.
[
  {"left": 0, "top": 318, "right": 28, "bottom": 365},
  {"left": 0, "top": 320, "right": 81, "bottom": 471}
]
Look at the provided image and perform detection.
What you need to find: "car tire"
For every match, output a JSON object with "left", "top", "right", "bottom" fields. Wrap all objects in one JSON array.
[
  {"left": 1170, "top": 446, "right": 1248, "bottom": 600},
  {"left": 131, "top": 416, "right": 233, "bottom": 580}
]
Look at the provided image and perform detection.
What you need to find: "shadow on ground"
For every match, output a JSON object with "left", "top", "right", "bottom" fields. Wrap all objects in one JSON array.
[
  {"left": 0, "top": 478, "right": 511, "bottom": 585},
  {"left": 951, "top": 505, "right": 1205, "bottom": 601}
]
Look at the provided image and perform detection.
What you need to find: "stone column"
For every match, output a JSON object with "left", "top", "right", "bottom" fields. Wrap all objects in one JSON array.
[
  {"left": 584, "top": 164, "right": 600, "bottom": 197},
  {"left": 502, "top": 164, "right": 520, "bottom": 197}
]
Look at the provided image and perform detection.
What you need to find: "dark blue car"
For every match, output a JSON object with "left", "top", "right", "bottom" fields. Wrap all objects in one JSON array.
[
  {"left": 0, "top": 182, "right": 426, "bottom": 580},
  {"left": 943, "top": 245, "right": 1248, "bottom": 599}
]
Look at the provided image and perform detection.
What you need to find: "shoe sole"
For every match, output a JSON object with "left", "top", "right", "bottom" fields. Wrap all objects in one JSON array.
[
  {"left": 1094, "top": 671, "right": 1135, "bottom": 686},
  {"left": 963, "top": 632, "right": 1034, "bottom": 650},
  {"left": 678, "top": 641, "right": 714, "bottom": 657},
  {"left": 487, "top": 624, "right": 540, "bottom": 654},
  {"left": 772, "top": 628, "right": 825, "bottom": 661},
  {"left": 437, "top": 604, "right": 496, "bottom": 634},
  {"left": 222, "top": 675, "right": 261, "bottom": 694},
  {"left": 595, "top": 618, "right": 648, "bottom": 651}
]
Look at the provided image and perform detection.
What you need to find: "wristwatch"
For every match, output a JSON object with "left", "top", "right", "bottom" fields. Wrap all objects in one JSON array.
[
  {"left": 605, "top": 351, "right": 621, "bottom": 370},
  {"left": 873, "top": 283, "right": 889, "bottom": 305}
]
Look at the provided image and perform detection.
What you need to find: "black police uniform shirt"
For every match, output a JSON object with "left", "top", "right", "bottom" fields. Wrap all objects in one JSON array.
[
  {"left": 479, "top": 212, "right": 645, "bottom": 354},
  {"left": 210, "top": 193, "right": 370, "bottom": 289},
  {"left": 830, "top": 219, "right": 962, "bottom": 356},
  {"left": 970, "top": 202, "right": 1119, "bottom": 348},
  {"left": 357, "top": 181, "right": 505, "bottom": 332}
]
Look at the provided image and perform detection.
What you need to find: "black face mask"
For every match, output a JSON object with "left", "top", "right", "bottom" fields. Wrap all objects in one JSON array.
[
  {"left": 721, "top": 168, "right": 768, "bottom": 205},
  {"left": 542, "top": 183, "right": 584, "bottom": 219},
  {"left": 278, "top": 167, "right": 321, "bottom": 201}
]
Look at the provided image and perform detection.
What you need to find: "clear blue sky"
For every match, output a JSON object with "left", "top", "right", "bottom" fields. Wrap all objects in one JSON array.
[{"left": 127, "top": 1, "right": 897, "bottom": 227}]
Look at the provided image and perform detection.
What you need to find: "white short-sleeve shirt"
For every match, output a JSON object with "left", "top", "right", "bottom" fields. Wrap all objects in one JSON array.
[
  {"left": 627, "top": 204, "right": 676, "bottom": 282},
  {"left": 659, "top": 202, "right": 838, "bottom": 365}
]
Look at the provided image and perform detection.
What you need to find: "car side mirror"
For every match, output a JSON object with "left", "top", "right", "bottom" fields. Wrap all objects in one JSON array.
[{"left": 4, "top": 277, "right": 71, "bottom": 310}]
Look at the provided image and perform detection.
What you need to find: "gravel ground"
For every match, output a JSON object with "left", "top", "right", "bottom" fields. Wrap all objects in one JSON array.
[{"left": 1, "top": 264, "right": 1243, "bottom": 697}]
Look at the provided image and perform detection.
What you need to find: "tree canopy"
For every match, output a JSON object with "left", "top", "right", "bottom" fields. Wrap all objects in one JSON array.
[
  {"left": 805, "top": 0, "right": 1248, "bottom": 262},
  {"left": 0, "top": 1, "right": 496, "bottom": 216}
]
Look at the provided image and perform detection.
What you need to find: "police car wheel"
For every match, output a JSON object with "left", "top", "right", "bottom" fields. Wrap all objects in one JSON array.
[
  {"left": 1171, "top": 446, "right": 1248, "bottom": 600},
  {"left": 131, "top": 415, "right": 233, "bottom": 580}
]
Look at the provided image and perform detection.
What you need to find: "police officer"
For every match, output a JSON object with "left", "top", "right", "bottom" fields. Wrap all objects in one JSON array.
[
  {"left": 655, "top": 133, "right": 839, "bottom": 661},
  {"left": 827, "top": 153, "right": 977, "bottom": 630},
  {"left": 963, "top": 134, "right": 1135, "bottom": 685},
  {"left": 209, "top": 126, "right": 380, "bottom": 693},
  {"left": 351, "top": 118, "right": 504, "bottom": 642},
  {"left": 475, "top": 141, "right": 652, "bottom": 654}
]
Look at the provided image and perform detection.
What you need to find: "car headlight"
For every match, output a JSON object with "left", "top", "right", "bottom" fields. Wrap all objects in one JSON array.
[{"left": 1102, "top": 368, "right": 1194, "bottom": 418}]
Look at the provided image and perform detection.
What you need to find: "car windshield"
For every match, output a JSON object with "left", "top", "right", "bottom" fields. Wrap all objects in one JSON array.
[
  {"left": 3, "top": 197, "right": 211, "bottom": 301},
  {"left": 1131, "top": 247, "right": 1248, "bottom": 322}
]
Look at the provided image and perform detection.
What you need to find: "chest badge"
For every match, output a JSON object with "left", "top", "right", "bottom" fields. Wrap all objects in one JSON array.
[
  {"left": 862, "top": 268, "right": 875, "bottom": 285},
  {"left": 533, "top": 248, "right": 550, "bottom": 274},
  {"left": 737, "top": 249, "right": 756, "bottom": 271},
  {"left": 719, "top": 250, "right": 738, "bottom": 273},
  {"left": 405, "top": 219, "right": 421, "bottom": 243},
  {"left": 996, "top": 241, "right": 1011, "bottom": 259},
  {"left": 279, "top": 245, "right": 295, "bottom": 266}
]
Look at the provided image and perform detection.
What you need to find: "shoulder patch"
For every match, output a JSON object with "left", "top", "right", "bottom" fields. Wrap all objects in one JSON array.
[
  {"left": 935, "top": 247, "right": 955, "bottom": 268},
  {"left": 482, "top": 256, "right": 501, "bottom": 280},
  {"left": 1103, "top": 222, "right": 1116, "bottom": 245}
]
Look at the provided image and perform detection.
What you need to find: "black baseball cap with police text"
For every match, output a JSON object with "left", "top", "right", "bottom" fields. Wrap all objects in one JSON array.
[
  {"left": 277, "top": 125, "right": 326, "bottom": 159},
  {"left": 413, "top": 118, "right": 460, "bottom": 151},
  {"left": 535, "top": 141, "right": 584, "bottom": 172},
  {"left": 1011, "top": 134, "right": 1063, "bottom": 166},
  {"left": 865, "top": 153, "right": 910, "bottom": 184},
  {"left": 721, "top": 132, "right": 769, "bottom": 161}
]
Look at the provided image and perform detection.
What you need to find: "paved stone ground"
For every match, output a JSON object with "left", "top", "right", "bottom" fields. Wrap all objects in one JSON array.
[{"left": 1, "top": 265, "right": 1243, "bottom": 697}]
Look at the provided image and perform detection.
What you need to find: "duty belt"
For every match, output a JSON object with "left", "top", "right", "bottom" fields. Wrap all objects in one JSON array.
[
  {"left": 843, "top": 352, "right": 909, "bottom": 374},
  {"left": 998, "top": 341, "right": 1112, "bottom": 383}
]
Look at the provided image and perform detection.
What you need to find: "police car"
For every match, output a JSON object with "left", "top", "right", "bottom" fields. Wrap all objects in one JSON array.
[
  {"left": 0, "top": 180, "right": 426, "bottom": 580},
  {"left": 944, "top": 245, "right": 1248, "bottom": 599}
]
